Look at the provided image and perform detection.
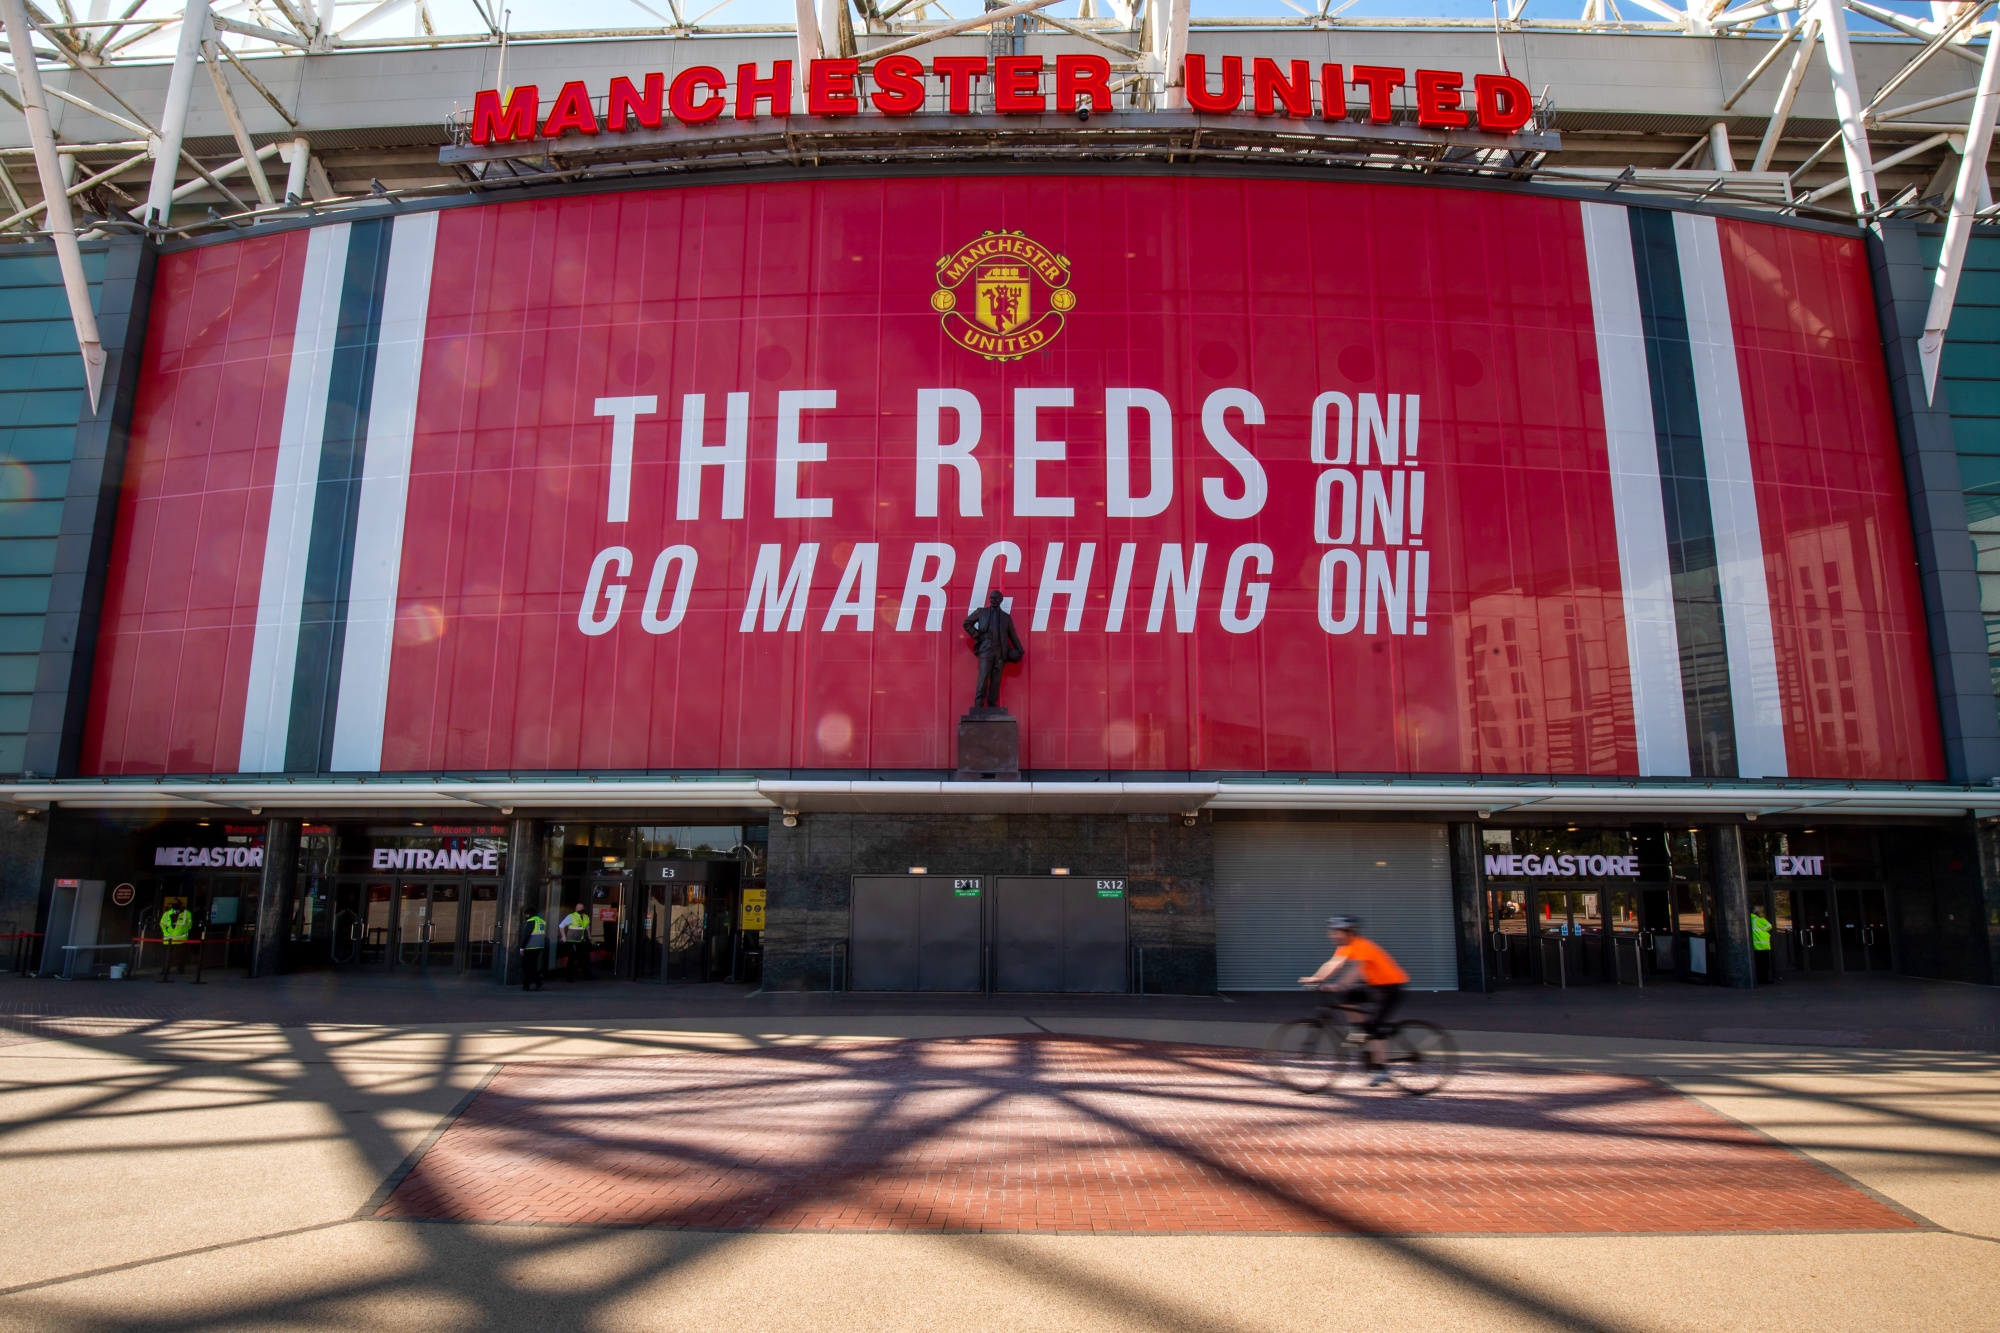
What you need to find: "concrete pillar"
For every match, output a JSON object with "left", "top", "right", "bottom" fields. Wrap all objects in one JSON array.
[
  {"left": 1447, "top": 823, "right": 1490, "bottom": 993},
  {"left": 1706, "top": 824, "right": 1754, "bottom": 989},
  {"left": 494, "top": 817, "right": 541, "bottom": 985},
  {"left": 250, "top": 817, "right": 300, "bottom": 979}
]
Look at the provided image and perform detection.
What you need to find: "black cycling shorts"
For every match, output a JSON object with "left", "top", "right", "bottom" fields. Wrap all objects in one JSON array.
[{"left": 1339, "top": 982, "right": 1404, "bottom": 1038}]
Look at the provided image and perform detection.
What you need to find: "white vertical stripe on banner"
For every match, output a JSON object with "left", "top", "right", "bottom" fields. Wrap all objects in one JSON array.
[
  {"left": 1674, "top": 212, "right": 1788, "bottom": 779},
  {"left": 329, "top": 210, "right": 439, "bottom": 772},
  {"left": 239, "top": 223, "right": 351, "bottom": 773},
  {"left": 1580, "top": 202, "right": 1691, "bottom": 777}
]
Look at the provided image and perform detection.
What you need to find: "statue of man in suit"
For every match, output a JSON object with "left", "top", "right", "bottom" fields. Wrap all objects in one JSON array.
[{"left": 963, "top": 590, "right": 1024, "bottom": 709}]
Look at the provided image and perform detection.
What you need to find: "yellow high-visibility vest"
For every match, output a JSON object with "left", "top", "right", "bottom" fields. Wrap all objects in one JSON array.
[
  {"left": 1750, "top": 913, "right": 1772, "bottom": 951},
  {"left": 161, "top": 908, "right": 192, "bottom": 942}
]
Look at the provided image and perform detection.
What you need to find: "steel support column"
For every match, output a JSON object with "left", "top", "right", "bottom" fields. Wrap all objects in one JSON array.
[
  {"left": 283, "top": 137, "right": 311, "bottom": 201},
  {"left": 1815, "top": 0, "right": 1878, "bottom": 212},
  {"left": 144, "top": 0, "right": 209, "bottom": 226},
  {"left": 203, "top": 40, "right": 275, "bottom": 205},
  {"left": 1920, "top": 11, "right": 1999, "bottom": 400},
  {"left": 1752, "top": 16, "right": 1818, "bottom": 172},
  {"left": 0, "top": 0, "right": 106, "bottom": 410},
  {"left": 250, "top": 817, "right": 301, "bottom": 978},
  {"left": 1448, "top": 823, "right": 1491, "bottom": 993},
  {"left": 1706, "top": 824, "right": 1754, "bottom": 989},
  {"left": 494, "top": 817, "right": 541, "bottom": 985}
]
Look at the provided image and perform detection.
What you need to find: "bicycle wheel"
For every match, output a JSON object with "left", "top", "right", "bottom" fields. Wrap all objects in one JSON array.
[
  {"left": 1261, "top": 1020, "right": 1343, "bottom": 1092},
  {"left": 1382, "top": 1020, "right": 1458, "bottom": 1096}
]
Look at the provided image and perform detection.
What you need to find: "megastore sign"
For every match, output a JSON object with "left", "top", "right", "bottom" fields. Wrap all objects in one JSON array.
[
  {"left": 466, "top": 55, "right": 1539, "bottom": 145},
  {"left": 84, "top": 175, "right": 1940, "bottom": 781}
]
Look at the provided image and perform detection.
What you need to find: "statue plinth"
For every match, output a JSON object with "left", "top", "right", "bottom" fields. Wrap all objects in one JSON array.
[{"left": 955, "top": 707, "right": 1020, "bottom": 781}]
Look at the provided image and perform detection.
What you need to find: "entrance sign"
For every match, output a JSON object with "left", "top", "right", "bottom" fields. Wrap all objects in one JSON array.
[{"left": 372, "top": 847, "right": 501, "bottom": 872}]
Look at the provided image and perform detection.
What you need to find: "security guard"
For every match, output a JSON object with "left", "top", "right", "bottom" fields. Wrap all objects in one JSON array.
[
  {"left": 1750, "top": 905, "right": 1775, "bottom": 984},
  {"left": 159, "top": 903, "right": 193, "bottom": 977},
  {"left": 559, "top": 904, "right": 593, "bottom": 981},
  {"left": 519, "top": 910, "right": 548, "bottom": 991}
]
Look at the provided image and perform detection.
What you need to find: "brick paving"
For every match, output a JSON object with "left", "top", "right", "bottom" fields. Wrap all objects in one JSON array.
[{"left": 376, "top": 1035, "right": 1919, "bottom": 1234}]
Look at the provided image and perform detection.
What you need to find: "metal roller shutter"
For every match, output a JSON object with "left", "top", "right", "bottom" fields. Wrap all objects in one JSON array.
[{"left": 1215, "top": 822, "right": 1456, "bottom": 990}]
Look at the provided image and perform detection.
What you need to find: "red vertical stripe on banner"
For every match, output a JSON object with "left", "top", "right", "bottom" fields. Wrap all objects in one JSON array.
[
  {"left": 81, "top": 232, "right": 308, "bottom": 774},
  {"left": 1716, "top": 218, "right": 1944, "bottom": 780}
]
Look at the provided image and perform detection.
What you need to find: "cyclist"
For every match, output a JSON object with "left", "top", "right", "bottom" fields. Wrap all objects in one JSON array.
[{"left": 1299, "top": 915, "right": 1409, "bottom": 1086}]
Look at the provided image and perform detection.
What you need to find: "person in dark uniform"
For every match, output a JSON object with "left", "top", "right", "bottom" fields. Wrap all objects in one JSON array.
[
  {"left": 518, "top": 909, "right": 548, "bottom": 991},
  {"left": 963, "top": 590, "right": 1024, "bottom": 709}
]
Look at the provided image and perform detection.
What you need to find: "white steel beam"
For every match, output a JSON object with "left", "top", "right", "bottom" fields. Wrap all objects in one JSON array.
[
  {"left": 1862, "top": 0, "right": 1987, "bottom": 118},
  {"left": 207, "top": 11, "right": 308, "bottom": 46},
  {"left": 283, "top": 134, "right": 309, "bottom": 199},
  {"left": 1815, "top": 0, "right": 1877, "bottom": 210},
  {"left": 1752, "top": 15, "right": 1818, "bottom": 171},
  {"left": 857, "top": 0, "right": 1059, "bottom": 63},
  {"left": 0, "top": 0, "right": 105, "bottom": 411},
  {"left": 1721, "top": 20, "right": 1804, "bottom": 110},
  {"left": 1708, "top": 119, "right": 1737, "bottom": 168},
  {"left": 1710, "top": 0, "right": 1795, "bottom": 27},
  {"left": 1163, "top": 0, "right": 1190, "bottom": 107},
  {"left": 1802, "top": 128, "right": 1951, "bottom": 200},
  {"left": 1845, "top": 0, "right": 1986, "bottom": 66},
  {"left": 143, "top": 0, "right": 208, "bottom": 225},
  {"left": 203, "top": 40, "right": 273, "bottom": 204},
  {"left": 0, "top": 147, "right": 150, "bottom": 228},
  {"left": 1920, "top": 13, "right": 1999, "bottom": 399},
  {"left": 793, "top": 0, "right": 821, "bottom": 81}
]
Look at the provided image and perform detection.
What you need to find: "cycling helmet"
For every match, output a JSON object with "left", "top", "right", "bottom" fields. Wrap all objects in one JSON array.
[{"left": 1326, "top": 915, "right": 1361, "bottom": 931}]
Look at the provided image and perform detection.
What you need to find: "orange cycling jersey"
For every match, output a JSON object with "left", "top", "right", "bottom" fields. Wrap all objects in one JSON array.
[{"left": 1335, "top": 937, "right": 1410, "bottom": 986}]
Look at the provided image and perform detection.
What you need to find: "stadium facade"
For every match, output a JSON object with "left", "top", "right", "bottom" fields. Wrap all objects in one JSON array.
[{"left": 0, "top": 4, "right": 1998, "bottom": 995}]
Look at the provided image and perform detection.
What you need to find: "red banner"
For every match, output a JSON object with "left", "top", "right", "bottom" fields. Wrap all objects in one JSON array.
[{"left": 82, "top": 175, "right": 1942, "bottom": 780}]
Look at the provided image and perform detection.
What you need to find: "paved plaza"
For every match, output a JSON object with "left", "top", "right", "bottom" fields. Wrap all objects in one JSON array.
[
  {"left": 379, "top": 1036, "right": 1915, "bottom": 1235},
  {"left": 0, "top": 977, "right": 1996, "bottom": 1330}
]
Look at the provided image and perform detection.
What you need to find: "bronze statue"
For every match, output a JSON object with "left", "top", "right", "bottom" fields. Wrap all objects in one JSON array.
[{"left": 963, "top": 590, "right": 1024, "bottom": 709}]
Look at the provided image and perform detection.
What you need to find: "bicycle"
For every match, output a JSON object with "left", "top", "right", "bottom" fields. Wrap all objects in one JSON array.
[{"left": 1261, "top": 993, "right": 1459, "bottom": 1096}]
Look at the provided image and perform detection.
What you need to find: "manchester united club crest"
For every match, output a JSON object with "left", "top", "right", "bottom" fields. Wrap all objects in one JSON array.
[{"left": 931, "top": 231, "right": 1075, "bottom": 361}]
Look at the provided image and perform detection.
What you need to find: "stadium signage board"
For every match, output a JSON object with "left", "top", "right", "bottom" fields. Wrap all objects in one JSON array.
[
  {"left": 467, "top": 54, "right": 1538, "bottom": 145},
  {"left": 85, "top": 177, "right": 1943, "bottom": 781}
]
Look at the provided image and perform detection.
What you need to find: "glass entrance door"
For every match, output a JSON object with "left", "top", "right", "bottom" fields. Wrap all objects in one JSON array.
[
  {"left": 425, "top": 883, "right": 460, "bottom": 970},
  {"left": 1796, "top": 888, "right": 1837, "bottom": 971},
  {"left": 466, "top": 882, "right": 499, "bottom": 971},
  {"left": 638, "top": 883, "right": 667, "bottom": 980},
  {"left": 665, "top": 883, "right": 706, "bottom": 981},
  {"left": 1640, "top": 887, "right": 1675, "bottom": 974},
  {"left": 1836, "top": 887, "right": 1893, "bottom": 972},
  {"left": 362, "top": 882, "right": 394, "bottom": 965},
  {"left": 393, "top": 882, "right": 470, "bottom": 972},
  {"left": 1487, "top": 887, "right": 1532, "bottom": 983}
]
